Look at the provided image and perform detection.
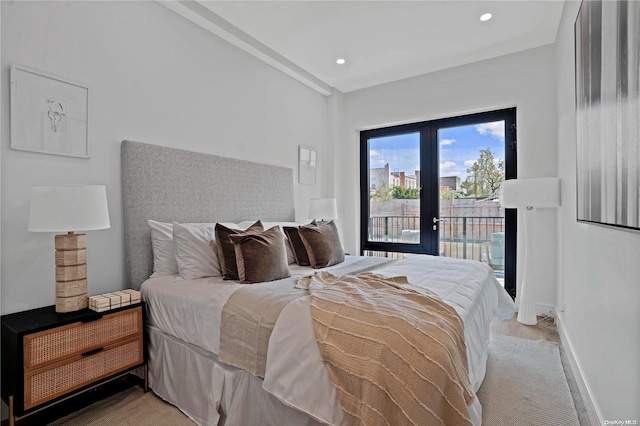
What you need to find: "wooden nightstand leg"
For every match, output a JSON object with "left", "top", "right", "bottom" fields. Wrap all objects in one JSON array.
[
  {"left": 8, "top": 395, "right": 15, "bottom": 426},
  {"left": 144, "top": 364, "right": 149, "bottom": 393}
]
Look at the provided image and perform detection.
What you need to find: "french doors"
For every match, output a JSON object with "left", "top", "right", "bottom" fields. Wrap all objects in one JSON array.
[{"left": 360, "top": 108, "right": 517, "bottom": 295}]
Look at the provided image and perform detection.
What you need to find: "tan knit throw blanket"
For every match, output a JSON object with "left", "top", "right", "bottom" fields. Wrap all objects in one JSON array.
[
  {"left": 219, "top": 279, "right": 306, "bottom": 377},
  {"left": 302, "top": 271, "right": 474, "bottom": 426}
]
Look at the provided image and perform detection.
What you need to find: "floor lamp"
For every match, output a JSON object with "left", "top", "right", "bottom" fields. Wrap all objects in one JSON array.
[{"left": 501, "top": 177, "right": 560, "bottom": 325}]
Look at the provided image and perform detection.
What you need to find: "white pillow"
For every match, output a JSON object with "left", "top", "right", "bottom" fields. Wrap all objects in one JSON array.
[
  {"left": 173, "top": 222, "right": 222, "bottom": 280},
  {"left": 149, "top": 220, "right": 237, "bottom": 279},
  {"left": 148, "top": 220, "right": 178, "bottom": 278},
  {"left": 237, "top": 221, "right": 300, "bottom": 264}
]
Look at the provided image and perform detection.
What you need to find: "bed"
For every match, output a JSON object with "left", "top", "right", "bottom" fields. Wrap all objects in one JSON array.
[{"left": 122, "top": 141, "right": 516, "bottom": 426}]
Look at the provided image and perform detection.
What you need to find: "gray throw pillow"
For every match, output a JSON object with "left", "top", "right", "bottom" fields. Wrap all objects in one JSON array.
[
  {"left": 229, "top": 226, "right": 291, "bottom": 284},
  {"left": 283, "top": 220, "right": 317, "bottom": 266},
  {"left": 215, "top": 220, "right": 264, "bottom": 280},
  {"left": 298, "top": 221, "right": 345, "bottom": 268}
]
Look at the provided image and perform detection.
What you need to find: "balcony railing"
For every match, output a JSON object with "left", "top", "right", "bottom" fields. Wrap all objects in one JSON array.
[{"left": 368, "top": 215, "right": 505, "bottom": 265}]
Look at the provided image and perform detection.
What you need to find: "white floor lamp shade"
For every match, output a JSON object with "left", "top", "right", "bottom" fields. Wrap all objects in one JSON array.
[{"left": 501, "top": 178, "right": 560, "bottom": 325}]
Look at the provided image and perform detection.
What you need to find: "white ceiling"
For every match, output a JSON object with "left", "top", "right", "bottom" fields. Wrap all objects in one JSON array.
[{"left": 178, "top": 1, "right": 566, "bottom": 94}]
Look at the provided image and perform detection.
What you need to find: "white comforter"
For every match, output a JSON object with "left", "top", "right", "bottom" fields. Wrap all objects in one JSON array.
[
  {"left": 141, "top": 255, "right": 516, "bottom": 425},
  {"left": 141, "top": 256, "right": 369, "bottom": 355}
]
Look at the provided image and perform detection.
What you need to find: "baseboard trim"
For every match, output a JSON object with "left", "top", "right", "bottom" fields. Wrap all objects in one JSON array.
[{"left": 555, "top": 311, "right": 604, "bottom": 425}]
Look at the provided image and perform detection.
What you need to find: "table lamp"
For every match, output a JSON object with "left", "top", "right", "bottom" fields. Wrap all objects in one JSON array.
[
  {"left": 28, "top": 185, "right": 110, "bottom": 313},
  {"left": 309, "top": 198, "right": 338, "bottom": 224}
]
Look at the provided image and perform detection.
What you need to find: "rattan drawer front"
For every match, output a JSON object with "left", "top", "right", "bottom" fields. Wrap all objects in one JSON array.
[
  {"left": 23, "top": 306, "right": 142, "bottom": 371},
  {"left": 24, "top": 336, "right": 143, "bottom": 410}
]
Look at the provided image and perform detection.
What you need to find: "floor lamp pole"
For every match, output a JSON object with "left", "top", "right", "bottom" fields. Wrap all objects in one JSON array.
[{"left": 517, "top": 207, "right": 537, "bottom": 325}]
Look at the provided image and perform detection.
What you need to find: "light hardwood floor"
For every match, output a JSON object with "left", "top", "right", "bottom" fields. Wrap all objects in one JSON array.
[{"left": 491, "top": 314, "right": 560, "bottom": 343}]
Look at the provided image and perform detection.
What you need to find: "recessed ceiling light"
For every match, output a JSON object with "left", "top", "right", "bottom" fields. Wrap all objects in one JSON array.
[
  {"left": 336, "top": 58, "right": 346, "bottom": 65},
  {"left": 480, "top": 13, "right": 492, "bottom": 22}
]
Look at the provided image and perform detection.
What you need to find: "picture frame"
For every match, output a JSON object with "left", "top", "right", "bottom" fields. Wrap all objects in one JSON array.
[
  {"left": 299, "top": 145, "right": 316, "bottom": 184},
  {"left": 575, "top": 0, "right": 639, "bottom": 230},
  {"left": 10, "top": 65, "right": 90, "bottom": 159}
]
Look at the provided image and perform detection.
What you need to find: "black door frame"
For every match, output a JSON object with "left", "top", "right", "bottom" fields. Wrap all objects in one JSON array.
[{"left": 359, "top": 108, "right": 517, "bottom": 298}]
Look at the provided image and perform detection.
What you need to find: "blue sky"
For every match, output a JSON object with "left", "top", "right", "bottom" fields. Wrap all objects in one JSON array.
[{"left": 369, "top": 121, "right": 505, "bottom": 181}]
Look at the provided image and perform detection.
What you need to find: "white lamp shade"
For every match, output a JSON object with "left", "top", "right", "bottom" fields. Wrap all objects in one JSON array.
[
  {"left": 309, "top": 198, "right": 338, "bottom": 220},
  {"left": 500, "top": 178, "right": 560, "bottom": 209},
  {"left": 28, "top": 185, "right": 111, "bottom": 232}
]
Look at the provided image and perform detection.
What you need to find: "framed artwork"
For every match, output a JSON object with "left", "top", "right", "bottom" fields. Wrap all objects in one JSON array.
[
  {"left": 10, "top": 65, "right": 90, "bottom": 158},
  {"left": 575, "top": 0, "right": 640, "bottom": 230},
  {"left": 299, "top": 145, "right": 316, "bottom": 184}
]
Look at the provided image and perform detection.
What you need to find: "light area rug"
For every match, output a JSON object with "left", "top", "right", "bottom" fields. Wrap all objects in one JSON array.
[
  {"left": 51, "top": 335, "right": 580, "bottom": 425},
  {"left": 477, "top": 334, "right": 580, "bottom": 426}
]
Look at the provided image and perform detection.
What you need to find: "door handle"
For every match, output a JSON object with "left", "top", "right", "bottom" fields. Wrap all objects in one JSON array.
[{"left": 432, "top": 217, "right": 446, "bottom": 231}]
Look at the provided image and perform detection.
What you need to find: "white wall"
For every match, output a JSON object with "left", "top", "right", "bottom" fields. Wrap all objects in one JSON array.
[
  {"left": 336, "top": 45, "right": 559, "bottom": 310},
  {"left": 1, "top": 1, "right": 330, "bottom": 314},
  {"left": 555, "top": 1, "right": 640, "bottom": 421}
]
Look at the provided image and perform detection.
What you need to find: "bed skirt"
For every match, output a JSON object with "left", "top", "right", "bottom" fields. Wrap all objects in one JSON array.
[
  {"left": 147, "top": 325, "right": 325, "bottom": 426},
  {"left": 148, "top": 325, "right": 482, "bottom": 425}
]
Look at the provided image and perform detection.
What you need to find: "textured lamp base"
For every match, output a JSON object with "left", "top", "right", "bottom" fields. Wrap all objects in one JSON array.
[
  {"left": 55, "top": 295, "right": 88, "bottom": 312},
  {"left": 56, "top": 280, "right": 87, "bottom": 297},
  {"left": 55, "top": 233, "right": 88, "bottom": 313}
]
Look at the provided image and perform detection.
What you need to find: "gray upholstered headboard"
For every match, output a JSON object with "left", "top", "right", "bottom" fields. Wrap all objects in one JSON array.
[{"left": 122, "top": 140, "right": 295, "bottom": 289}]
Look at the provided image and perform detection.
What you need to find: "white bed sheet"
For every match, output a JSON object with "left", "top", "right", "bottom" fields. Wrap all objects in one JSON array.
[
  {"left": 141, "top": 274, "right": 240, "bottom": 355},
  {"left": 140, "top": 256, "right": 370, "bottom": 355},
  {"left": 142, "top": 255, "right": 516, "bottom": 426}
]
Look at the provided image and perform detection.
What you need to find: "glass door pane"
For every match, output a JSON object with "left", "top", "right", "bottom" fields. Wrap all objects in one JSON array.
[
  {"left": 367, "top": 132, "right": 421, "bottom": 244},
  {"left": 437, "top": 121, "right": 506, "bottom": 284}
]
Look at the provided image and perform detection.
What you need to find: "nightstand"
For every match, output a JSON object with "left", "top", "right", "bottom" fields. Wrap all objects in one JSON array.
[{"left": 1, "top": 303, "right": 146, "bottom": 426}]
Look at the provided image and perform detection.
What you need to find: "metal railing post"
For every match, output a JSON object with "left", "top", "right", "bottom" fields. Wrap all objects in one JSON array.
[
  {"left": 462, "top": 217, "right": 468, "bottom": 259},
  {"left": 384, "top": 217, "right": 388, "bottom": 240}
]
